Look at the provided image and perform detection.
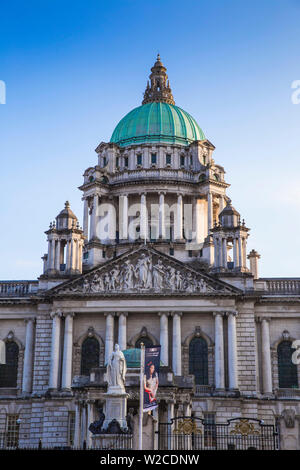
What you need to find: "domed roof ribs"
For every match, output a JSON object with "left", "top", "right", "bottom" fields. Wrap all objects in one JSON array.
[{"left": 142, "top": 54, "right": 175, "bottom": 106}]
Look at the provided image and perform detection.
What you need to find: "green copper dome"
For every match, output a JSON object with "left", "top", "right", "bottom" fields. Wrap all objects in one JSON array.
[{"left": 110, "top": 102, "right": 205, "bottom": 148}]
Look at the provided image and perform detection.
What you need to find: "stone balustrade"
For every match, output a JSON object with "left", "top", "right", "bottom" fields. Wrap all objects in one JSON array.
[
  {"left": 0, "top": 281, "right": 38, "bottom": 297},
  {"left": 262, "top": 278, "right": 300, "bottom": 295},
  {"left": 109, "top": 168, "right": 198, "bottom": 184}
]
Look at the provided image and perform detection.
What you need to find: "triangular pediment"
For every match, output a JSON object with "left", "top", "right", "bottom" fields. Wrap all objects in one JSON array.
[{"left": 47, "top": 246, "right": 241, "bottom": 297}]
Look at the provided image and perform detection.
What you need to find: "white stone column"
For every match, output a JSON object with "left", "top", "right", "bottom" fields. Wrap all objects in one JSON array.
[
  {"left": 50, "top": 239, "right": 56, "bottom": 270},
  {"left": 70, "top": 239, "right": 75, "bottom": 271},
  {"left": 214, "top": 237, "right": 219, "bottom": 267},
  {"left": 61, "top": 312, "right": 75, "bottom": 389},
  {"left": 107, "top": 197, "right": 116, "bottom": 242},
  {"left": 192, "top": 197, "right": 197, "bottom": 242},
  {"left": 227, "top": 311, "right": 238, "bottom": 390},
  {"left": 66, "top": 239, "right": 70, "bottom": 270},
  {"left": 218, "top": 238, "right": 223, "bottom": 267},
  {"left": 159, "top": 312, "right": 169, "bottom": 366},
  {"left": 49, "top": 311, "right": 63, "bottom": 389},
  {"left": 74, "top": 401, "right": 81, "bottom": 448},
  {"left": 219, "top": 196, "right": 225, "bottom": 217},
  {"left": 238, "top": 237, "right": 242, "bottom": 268},
  {"left": 22, "top": 318, "right": 35, "bottom": 394},
  {"left": 119, "top": 194, "right": 128, "bottom": 240},
  {"left": 86, "top": 400, "right": 95, "bottom": 448},
  {"left": 47, "top": 238, "right": 51, "bottom": 270},
  {"left": 222, "top": 238, "right": 227, "bottom": 268},
  {"left": 81, "top": 404, "right": 87, "bottom": 446},
  {"left": 55, "top": 240, "right": 61, "bottom": 271},
  {"left": 90, "top": 193, "right": 98, "bottom": 240},
  {"left": 118, "top": 312, "right": 127, "bottom": 351},
  {"left": 83, "top": 198, "right": 89, "bottom": 240},
  {"left": 105, "top": 313, "right": 115, "bottom": 364},
  {"left": 242, "top": 237, "right": 247, "bottom": 268},
  {"left": 214, "top": 312, "right": 225, "bottom": 390},
  {"left": 172, "top": 312, "right": 182, "bottom": 375},
  {"left": 175, "top": 194, "right": 183, "bottom": 240},
  {"left": 140, "top": 193, "right": 148, "bottom": 240},
  {"left": 76, "top": 240, "right": 80, "bottom": 271},
  {"left": 261, "top": 318, "right": 272, "bottom": 395},
  {"left": 233, "top": 238, "right": 238, "bottom": 267},
  {"left": 207, "top": 192, "right": 213, "bottom": 231},
  {"left": 159, "top": 192, "right": 166, "bottom": 239}
]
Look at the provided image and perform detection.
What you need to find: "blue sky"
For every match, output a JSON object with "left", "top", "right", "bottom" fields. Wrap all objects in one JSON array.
[{"left": 1, "top": 0, "right": 300, "bottom": 279}]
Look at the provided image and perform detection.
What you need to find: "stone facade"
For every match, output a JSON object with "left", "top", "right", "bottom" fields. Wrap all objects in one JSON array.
[{"left": 0, "top": 57, "right": 300, "bottom": 450}]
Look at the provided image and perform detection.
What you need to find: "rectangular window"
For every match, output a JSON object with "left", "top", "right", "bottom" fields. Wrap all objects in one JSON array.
[
  {"left": 116, "top": 157, "right": 119, "bottom": 168},
  {"left": 6, "top": 414, "right": 19, "bottom": 448},
  {"left": 103, "top": 157, "right": 107, "bottom": 167},
  {"left": 169, "top": 247, "right": 174, "bottom": 256},
  {"left": 151, "top": 153, "right": 157, "bottom": 165},
  {"left": 188, "top": 250, "right": 193, "bottom": 258},
  {"left": 68, "top": 411, "right": 75, "bottom": 447},
  {"left": 102, "top": 250, "right": 106, "bottom": 259},
  {"left": 137, "top": 154, "right": 142, "bottom": 166},
  {"left": 166, "top": 154, "right": 171, "bottom": 165},
  {"left": 190, "top": 156, "right": 193, "bottom": 166},
  {"left": 124, "top": 157, "right": 129, "bottom": 168},
  {"left": 180, "top": 155, "right": 185, "bottom": 167}
]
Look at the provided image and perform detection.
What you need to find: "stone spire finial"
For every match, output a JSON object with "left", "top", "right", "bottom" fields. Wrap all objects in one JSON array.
[
  {"left": 65, "top": 201, "right": 70, "bottom": 209},
  {"left": 142, "top": 55, "right": 175, "bottom": 105}
]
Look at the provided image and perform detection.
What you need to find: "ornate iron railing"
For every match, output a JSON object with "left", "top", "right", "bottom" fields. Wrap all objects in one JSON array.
[{"left": 157, "top": 417, "right": 279, "bottom": 450}]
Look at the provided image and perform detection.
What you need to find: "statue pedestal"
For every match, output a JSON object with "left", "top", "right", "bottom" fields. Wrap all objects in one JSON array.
[{"left": 102, "top": 387, "right": 129, "bottom": 431}]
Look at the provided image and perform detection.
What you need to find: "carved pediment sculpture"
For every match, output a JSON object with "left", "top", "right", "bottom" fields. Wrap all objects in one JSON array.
[{"left": 52, "top": 247, "right": 238, "bottom": 296}]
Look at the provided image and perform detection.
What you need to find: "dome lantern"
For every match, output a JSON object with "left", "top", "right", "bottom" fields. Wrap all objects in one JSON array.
[{"left": 142, "top": 54, "right": 175, "bottom": 105}]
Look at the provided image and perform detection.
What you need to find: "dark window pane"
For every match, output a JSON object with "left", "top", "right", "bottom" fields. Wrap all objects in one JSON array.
[
  {"left": 135, "top": 336, "right": 153, "bottom": 349},
  {"left": 278, "top": 341, "right": 298, "bottom": 388},
  {"left": 81, "top": 337, "right": 100, "bottom": 376},
  {"left": 189, "top": 337, "right": 208, "bottom": 385},
  {"left": 151, "top": 153, "right": 157, "bottom": 164},
  {"left": 0, "top": 342, "right": 19, "bottom": 388}
]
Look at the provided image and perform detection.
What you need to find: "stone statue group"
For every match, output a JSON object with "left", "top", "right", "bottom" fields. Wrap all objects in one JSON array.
[{"left": 78, "top": 253, "right": 211, "bottom": 293}]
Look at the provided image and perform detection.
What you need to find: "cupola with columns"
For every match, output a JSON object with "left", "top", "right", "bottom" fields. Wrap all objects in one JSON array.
[
  {"left": 42, "top": 201, "right": 85, "bottom": 278},
  {"left": 211, "top": 199, "right": 250, "bottom": 273}
]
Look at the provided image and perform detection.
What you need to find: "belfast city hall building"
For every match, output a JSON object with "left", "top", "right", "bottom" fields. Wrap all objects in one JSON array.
[{"left": 0, "top": 56, "right": 300, "bottom": 450}]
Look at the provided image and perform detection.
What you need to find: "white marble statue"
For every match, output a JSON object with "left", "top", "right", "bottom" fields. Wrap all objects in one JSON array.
[{"left": 107, "top": 344, "right": 127, "bottom": 392}]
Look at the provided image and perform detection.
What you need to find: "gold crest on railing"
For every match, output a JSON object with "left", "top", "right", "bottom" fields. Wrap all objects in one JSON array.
[
  {"left": 173, "top": 419, "right": 202, "bottom": 435},
  {"left": 230, "top": 419, "right": 261, "bottom": 436}
]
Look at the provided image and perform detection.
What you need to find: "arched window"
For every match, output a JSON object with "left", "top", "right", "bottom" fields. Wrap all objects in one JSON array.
[
  {"left": 135, "top": 336, "right": 153, "bottom": 349},
  {"left": 189, "top": 337, "right": 208, "bottom": 385},
  {"left": 81, "top": 337, "right": 100, "bottom": 376},
  {"left": 0, "top": 341, "right": 19, "bottom": 387},
  {"left": 278, "top": 341, "right": 298, "bottom": 388}
]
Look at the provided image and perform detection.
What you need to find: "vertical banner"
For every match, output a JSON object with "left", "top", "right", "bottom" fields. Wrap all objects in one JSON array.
[{"left": 143, "top": 345, "right": 161, "bottom": 412}]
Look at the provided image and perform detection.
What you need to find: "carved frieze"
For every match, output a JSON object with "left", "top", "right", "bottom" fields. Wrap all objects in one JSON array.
[{"left": 52, "top": 247, "right": 237, "bottom": 296}]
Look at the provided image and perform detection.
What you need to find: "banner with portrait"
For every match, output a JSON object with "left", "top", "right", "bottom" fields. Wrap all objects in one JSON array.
[{"left": 143, "top": 345, "right": 161, "bottom": 412}]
